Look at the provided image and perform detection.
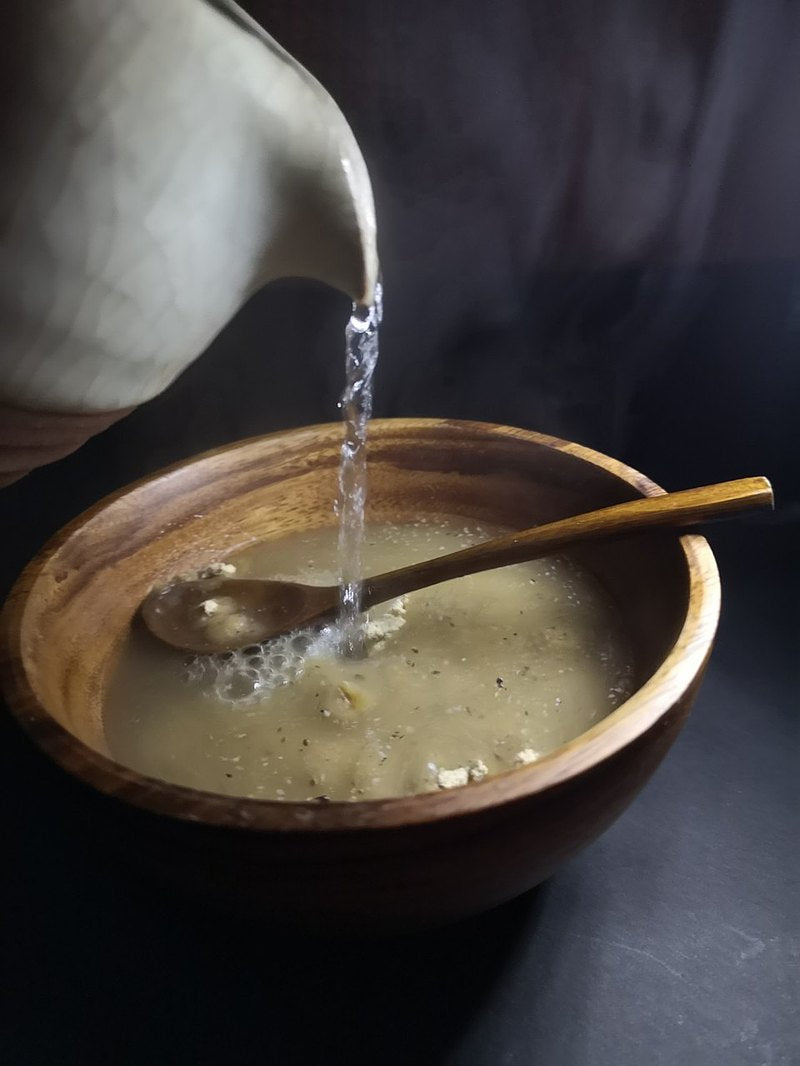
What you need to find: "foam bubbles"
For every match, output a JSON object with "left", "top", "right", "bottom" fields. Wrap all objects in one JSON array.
[
  {"left": 182, "top": 598, "right": 407, "bottom": 707},
  {"left": 184, "top": 629, "right": 317, "bottom": 705}
]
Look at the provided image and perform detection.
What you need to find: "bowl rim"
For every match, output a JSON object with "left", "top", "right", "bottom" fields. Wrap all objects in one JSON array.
[{"left": 0, "top": 418, "right": 720, "bottom": 833}]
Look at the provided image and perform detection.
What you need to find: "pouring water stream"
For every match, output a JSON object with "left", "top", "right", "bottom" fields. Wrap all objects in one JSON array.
[{"left": 336, "top": 280, "right": 383, "bottom": 656}]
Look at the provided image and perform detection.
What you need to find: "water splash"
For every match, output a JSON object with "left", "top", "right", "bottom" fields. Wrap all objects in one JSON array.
[{"left": 337, "top": 280, "right": 383, "bottom": 656}]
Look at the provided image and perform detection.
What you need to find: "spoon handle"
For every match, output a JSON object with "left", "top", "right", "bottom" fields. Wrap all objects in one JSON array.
[{"left": 361, "top": 476, "right": 773, "bottom": 608}]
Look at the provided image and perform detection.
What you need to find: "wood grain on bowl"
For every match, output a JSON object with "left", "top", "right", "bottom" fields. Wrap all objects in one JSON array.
[{"left": 0, "top": 420, "right": 721, "bottom": 929}]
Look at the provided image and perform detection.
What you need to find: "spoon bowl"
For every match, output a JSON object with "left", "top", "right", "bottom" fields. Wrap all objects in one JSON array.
[{"left": 141, "top": 577, "right": 336, "bottom": 654}]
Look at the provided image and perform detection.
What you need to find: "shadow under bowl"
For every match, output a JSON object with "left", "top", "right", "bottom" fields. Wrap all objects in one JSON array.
[{"left": 0, "top": 419, "right": 720, "bottom": 930}]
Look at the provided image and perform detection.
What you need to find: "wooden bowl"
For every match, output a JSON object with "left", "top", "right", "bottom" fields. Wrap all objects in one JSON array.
[{"left": 0, "top": 420, "right": 719, "bottom": 930}]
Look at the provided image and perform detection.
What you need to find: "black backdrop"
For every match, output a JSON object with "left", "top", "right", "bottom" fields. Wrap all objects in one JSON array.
[{"left": 2, "top": 2, "right": 798, "bottom": 1064}]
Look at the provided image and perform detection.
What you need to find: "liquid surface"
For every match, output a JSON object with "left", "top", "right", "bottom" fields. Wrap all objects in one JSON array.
[{"left": 106, "top": 520, "right": 635, "bottom": 801}]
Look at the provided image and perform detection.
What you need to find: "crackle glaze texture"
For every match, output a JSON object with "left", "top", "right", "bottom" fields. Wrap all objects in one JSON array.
[{"left": 0, "top": 0, "right": 376, "bottom": 414}]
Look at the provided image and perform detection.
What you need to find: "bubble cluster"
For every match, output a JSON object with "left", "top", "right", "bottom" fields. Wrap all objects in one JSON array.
[
  {"left": 182, "top": 598, "right": 408, "bottom": 708},
  {"left": 184, "top": 629, "right": 319, "bottom": 705}
]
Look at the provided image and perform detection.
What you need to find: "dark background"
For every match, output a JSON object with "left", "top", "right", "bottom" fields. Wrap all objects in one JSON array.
[{"left": 2, "top": 1, "right": 798, "bottom": 1063}]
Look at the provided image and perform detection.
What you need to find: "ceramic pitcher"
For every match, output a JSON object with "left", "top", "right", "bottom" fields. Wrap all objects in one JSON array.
[{"left": 0, "top": 0, "right": 377, "bottom": 482}]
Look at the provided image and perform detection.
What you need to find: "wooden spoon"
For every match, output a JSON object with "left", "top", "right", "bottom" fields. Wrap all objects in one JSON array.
[{"left": 141, "top": 476, "right": 773, "bottom": 654}]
